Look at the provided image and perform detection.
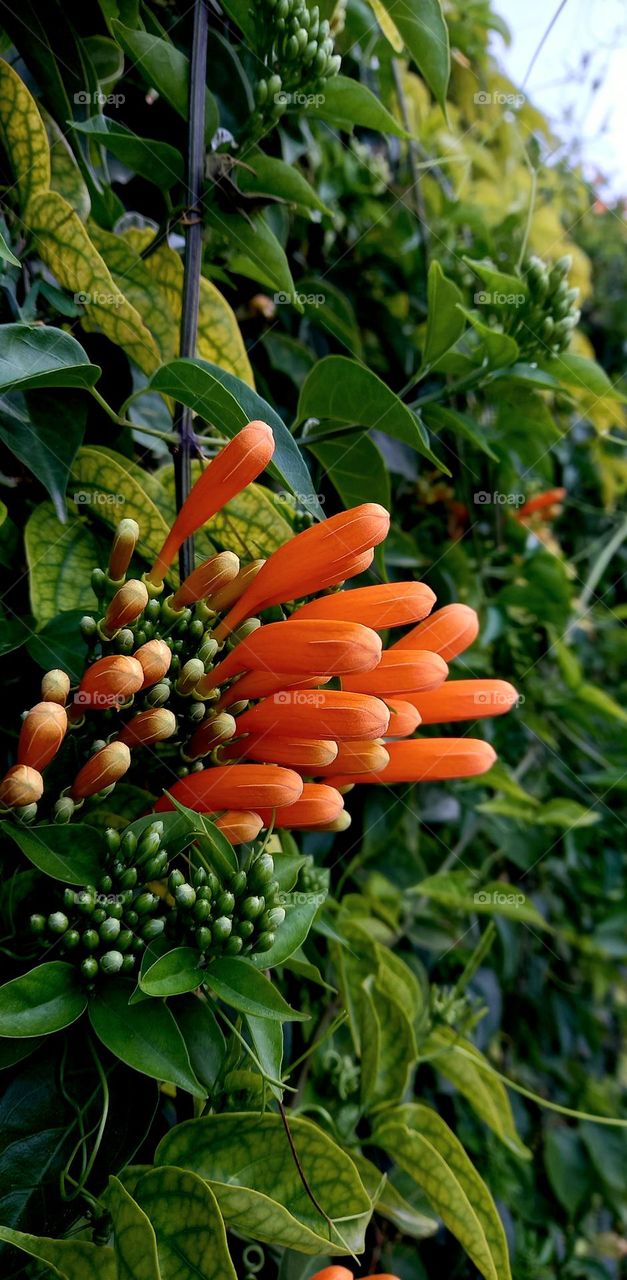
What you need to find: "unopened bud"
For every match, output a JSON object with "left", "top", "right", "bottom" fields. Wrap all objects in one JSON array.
[
  {"left": 108, "top": 519, "right": 140, "bottom": 581},
  {"left": 41, "top": 669, "right": 71, "bottom": 706},
  {"left": 54, "top": 796, "right": 76, "bottom": 823},
  {"left": 118, "top": 708, "right": 177, "bottom": 748},
  {"left": 198, "top": 637, "right": 219, "bottom": 667},
  {"left": 73, "top": 655, "right": 144, "bottom": 715},
  {"left": 101, "top": 579, "right": 149, "bottom": 639},
  {"left": 228, "top": 617, "right": 262, "bottom": 647},
  {"left": 170, "top": 551, "right": 240, "bottom": 610},
  {"left": 211, "top": 560, "right": 265, "bottom": 613},
  {"left": 0, "top": 764, "right": 44, "bottom": 808},
  {"left": 317, "top": 810, "right": 352, "bottom": 832},
  {"left": 176, "top": 658, "right": 205, "bottom": 696},
  {"left": 18, "top": 702, "right": 67, "bottom": 771},
  {"left": 145, "top": 681, "right": 171, "bottom": 708},
  {"left": 70, "top": 742, "right": 131, "bottom": 800},
  {"left": 135, "top": 639, "right": 172, "bottom": 688},
  {"left": 186, "top": 713, "right": 237, "bottom": 760}
]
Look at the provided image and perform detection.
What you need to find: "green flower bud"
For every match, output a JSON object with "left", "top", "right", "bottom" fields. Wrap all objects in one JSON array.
[
  {"left": 53, "top": 797, "right": 75, "bottom": 824},
  {"left": 261, "top": 906, "right": 286, "bottom": 931},
  {"left": 230, "top": 870, "right": 248, "bottom": 897},
  {"left": 145, "top": 682, "right": 171, "bottom": 708},
  {"left": 175, "top": 883, "right": 196, "bottom": 909},
  {"left": 169, "top": 869, "right": 185, "bottom": 891},
  {"left": 81, "top": 957, "right": 99, "bottom": 980},
  {"left": 146, "top": 599, "right": 161, "bottom": 623},
  {"left": 224, "top": 935, "right": 243, "bottom": 955},
  {"left": 30, "top": 913, "right": 46, "bottom": 934},
  {"left": 193, "top": 867, "right": 208, "bottom": 888},
  {"left": 115, "top": 629, "right": 135, "bottom": 654},
  {"left": 117, "top": 929, "right": 134, "bottom": 952},
  {"left": 92, "top": 908, "right": 107, "bottom": 926},
  {"left": 82, "top": 929, "right": 100, "bottom": 952},
  {"left": 76, "top": 888, "right": 96, "bottom": 915},
  {"left": 240, "top": 895, "right": 265, "bottom": 921},
  {"left": 236, "top": 919, "right": 255, "bottom": 940},
  {"left": 99, "top": 875, "right": 113, "bottom": 894},
  {"left": 100, "top": 950, "right": 124, "bottom": 975},
  {"left": 193, "top": 899, "right": 212, "bottom": 922},
  {"left": 217, "top": 891, "right": 235, "bottom": 915},
  {"left": 256, "top": 78, "right": 269, "bottom": 106},
  {"left": 120, "top": 867, "right": 138, "bottom": 890},
  {"left": 63, "top": 929, "right": 81, "bottom": 950},
  {"left": 255, "top": 930, "right": 275, "bottom": 953},
  {"left": 248, "top": 853, "right": 274, "bottom": 891},
  {"left": 105, "top": 828, "right": 122, "bottom": 855},
  {"left": 137, "top": 824, "right": 163, "bottom": 861},
  {"left": 125, "top": 909, "right": 139, "bottom": 928},
  {"left": 100, "top": 917, "right": 121, "bottom": 943},
  {"left": 141, "top": 917, "right": 165, "bottom": 941},
  {"left": 121, "top": 830, "right": 138, "bottom": 861},
  {"left": 143, "top": 851, "right": 169, "bottom": 880},
  {"left": 135, "top": 892, "right": 159, "bottom": 916},
  {"left": 213, "top": 915, "right": 232, "bottom": 942},
  {"left": 195, "top": 926, "right": 212, "bottom": 950},
  {"left": 121, "top": 954, "right": 136, "bottom": 973},
  {"left": 267, "top": 73, "right": 283, "bottom": 97},
  {"left": 63, "top": 887, "right": 77, "bottom": 910}
]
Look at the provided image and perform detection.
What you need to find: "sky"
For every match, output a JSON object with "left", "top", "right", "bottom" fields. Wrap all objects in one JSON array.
[{"left": 493, "top": 0, "right": 627, "bottom": 197}]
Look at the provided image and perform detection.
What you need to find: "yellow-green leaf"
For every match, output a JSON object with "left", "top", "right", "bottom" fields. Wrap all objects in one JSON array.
[
  {"left": 27, "top": 190, "right": 160, "bottom": 375},
  {"left": 88, "top": 223, "right": 177, "bottom": 362},
  {"left": 132, "top": 1166, "right": 237, "bottom": 1280},
  {"left": 0, "top": 58, "right": 50, "bottom": 215},
  {"left": 108, "top": 1177, "right": 160, "bottom": 1280},
  {"left": 367, "top": 0, "right": 404, "bottom": 50},
  {"left": 71, "top": 446, "right": 171, "bottom": 565},
  {"left": 45, "top": 113, "right": 91, "bottom": 220},
  {"left": 421, "top": 1027, "right": 531, "bottom": 1158},
  {"left": 353, "top": 1153, "right": 439, "bottom": 1239},
  {"left": 360, "top": 977, "right": 417, "bottom": 1109},
  {"left": 0, "top": 1226, "right": 115, "bottom": 1280},
  {"left": 25, "top": 502, "right": 99, "bottom": 625}
]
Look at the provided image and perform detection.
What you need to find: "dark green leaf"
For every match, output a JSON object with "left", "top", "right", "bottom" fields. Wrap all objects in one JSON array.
[
  {"left": 172, "top": 994, "right": 226, "bottom": 1094},
  {"left": 0, "top": 230, "right": 19, "bottom": 267},
  {"left": 541, "top": 352, "right": 624, "bottom": 400},
  {"left": 237, "top": 151, "right": 330, "bottom": 215},
  {"left": 108, "top": 1177, "right": 160, "bottom": 1280},
  {"left": 111, "top": 22, "right": 219, "bottom": 140},
  {"left": 252, "top": 892, "right": 325, "bottom": 970},
  {"left": 0, "top": 324, "right": 100, "bottom": 392},
  {"left": 424, "top": 403, "right": 498, "bottom": 461},
  {"left": 307, "top": 74, "right": 412, "bottom": 137},
  {"left": 27, "top": 609, "right": 91, "bottom": 682},
  {"left": 1, "top": 821, "right": 105, "bottom": 884},
  {"left": 206, "top": 207, "right": 296, "bottom": 299},
  {"left": 378, "top": 1, "right": 450, "bottom": 111},
  {"left": 0, "top": 963, "right": 87, "bottom": 1037},
  {"left": 421, "top": 261, "right": 466, "bottom": 370},
  {"left": 139, "top": 947, "right": 203, "bottom": 998},
  {"left": 89, "top": 981, "right": 205, "bottom": 1096},
  {"left": 73, "top": 116, "right": 184, "bottom": 188},
  {"left": 0, "top": 1226, "right": 115, "bottom": 1280},
  {"left": 205, "top": 956, "right": 307, "bottom": 1022},
  {"left": 308, "top": 431, "right": 391, "bottom": 507}
]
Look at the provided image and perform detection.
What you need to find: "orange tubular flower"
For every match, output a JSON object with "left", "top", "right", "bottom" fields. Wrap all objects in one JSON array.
[
  {"left": 221, "top": 736, "right": 339, "bottom": 769},
  {"left": 70, "top": 742, "right": 131, "bottom": 800},
  {"left": 147, "top": 421, "right": 276, "bottom": 588},
  {"left": 332, "top": 738, "right": 496, "bottom": 786},
  {"left": 74, "top": 655, "right": 145, "bottom": 712},
  {"left": 343, "top": 649, "right": 448, "bottom": 696},
  {"left": 0, "top": 764, "right": 44, "bottom": 808},
  {"left": 214, "top": 811, "right": 263, "bottom": 843},
  {"left": 199, "top": 620, "right": 382, "bottom": 693},
  {"left": 291, "top": 580, "right": 436, "bottom": 629},
  {"left": 134, "top": 639, "right": 172, "bottom": 688},
  {"left": 213, "top": 504, "right": 390, "bottom": 639},
  {"left": 18, "top": 702, "right": 67, "bottom": 771},
  {"left": 101, "top": 579, "right": 149, "bottom": 637},
  {"left": 385, "top": 698, "right": 422, "bottom": 738},
  {"left": 154, "top": 764, "right": 303, "bottom": 813},
  {"left": 234, "top": 690, "right": 391, "bottom": 742},
  {"left": 314, "top": 739, "right": 390, "bottom": 777},
  {"left": 108, "top": 518, "right": 140, "bottom": 581},
  {"left": 118, "top": 708, "right": 177, "bottom": 748},
  {"left": 170, "top": 551, "right": 240, "bottom": 610},
  {"left": 407, "top": 679, "right": 519, "bottom": 723},
  {"left": 516, "top": 487, "right": 566, "bottom": 522},
  {"left": 393, "top": 603, "right": 479, "bottom": 662},
  {"left": 218, "top": 672, "right": 331, "bottom": 708},
  {"left": 256, "top": 782, "right": 344, "bottom": 829}
]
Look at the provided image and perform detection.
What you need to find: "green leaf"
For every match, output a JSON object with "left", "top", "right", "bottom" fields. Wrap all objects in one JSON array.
[
  {"left": 0, "top": 390, "right": 86, "bottom": 522},
  {"left": 459, "top": 308, "right": 519, "bottom": 368},
  {"left": 0, "top": 228, "right": 19, "bottom": 266},
  {"left": 139, "top": 947, "right": 203, "bottom": 998},
  {"left": 478, "top": 796, "right": 600, "bottom": 828},
  {"left": 25, "top": 502, "right": 99, "bottom": 625},
  {"left": 0, "top": 1226, "right": 115, "bottom": 1279},
  {"left": 0, "top": 962, "right": 87, "bottom": 1037},
  {"left": 131, "top": 1166, "right": 237, "bottom": 1280},
  {"left": 111, "top": 22, "right": 218, "bottom": 141},
  {"left": 424, "top": 403, "right": 499, "bottom": 461},
  {"left": 353, "top": 1153, "right": 439, "bottom": 1239},
  {"left": 374, "top": 1104, "right": 512, "bottom": 1280},
  {"left": 307, "top": 431, "right": 391, "bottom": 508},
  {"left": 410, "top": 871, "right": 551, "bottom": 929},
  {"left": 1, "top": 822, "right": 105, "bottom": 884},
  {"left": 544, "top": 1128, "right": 592, "bottom": 1216},
  {"left": 89, "top": 981, "right": 205, "bottom": 1097},
  {"left": 421, "top": 1028, "right": 530, "bottom": 1158},
  {"left": 421, "top": 261, "right": 465, "bottom": 370},
  {"left": 306, "top": 74, "right": 412, "bottom": 137},
  {"left": 245, "top": 1014, "right": 283, "bottom": 1095},
  {"left": 156, "top": 1112, "right": 373, "bottom": 1254},
  {"left": 0, "top": 615, "right": 29, "bottom": 657},
  {"left": 378, "top": 1, "right": 450, "bottom": 111},
  {"left": 297, "top": 355, "right": 449, "bottom": 472},
  {"left": 172, "top": 993, "right": 226, "bottom": 1094},
  {"left": 205, "top": 956, "right": 307, "bottom": 1022},
  {"left": 237, "top": 151, "right": 330, "bottom": 215},
  {"left": 0, "top": 323, "right": 100, "bottom": 392},
  {"left": 359, "top": 977, "right": 417, "bottom": 1108},
  {"left": 463, "top": 257, "right": 528, "bottom": 300},
  {"left": 73, "top": 115, "right": 184, "bottom": 188},
  {"left": 161, "top": 795, "right": 238, "bottom": 876},
  {"left": 251, "top": 891, "right": 324, "bottom": 970},
  {"left": 26, "top": 608, "right": 90, "bottom": 681},
  {"left": 108, "top": 1177, "right": 160, "bottom": 1280},
  {"left": 206, "top": 206, "right": 296, "bottom": 299},
  {"left": 149, "top": 357, "right": 324, "bottom": 519},
  {"left": 541, "top": 352, "right": 624, "bottom": 400}
]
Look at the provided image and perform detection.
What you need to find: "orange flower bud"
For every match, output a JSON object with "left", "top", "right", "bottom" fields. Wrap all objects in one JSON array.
[
  {"left": 147, "top": 422, "right": 275, "bottom": 587},
  {"left": 18, "top": 702, "right": 67, "bottom": 770},
  {"left": 310, "top": 1269, "right": 353, "bottom": 1280},
  {"left": 516, "top": 487, "right": 566, "bottom": 521},
  {"left": 343, "top": 649, "right": 448, "bottom": 696},
  {"left": 314, "top": 739, "right": 389, "bottom": 777},
  {"left": 214, "top": 810, "right": 264, "bottom": 843},
  {"left": 292, "top": 581, "right": 436, "bottom": 630},
  {"left": 134, "top": 639, "right": 172, "bottom": 687},
  {"left": 332, "top": 738, "right": 496, "bottom": 785},
  {"left": 199, "top": 620, "right": 382, "bottom": 694},
  {"left": 74, "top": 655, "right": 145, "bottom": 711},
  {"left": 222, "top": 736, "right": 339, "bottom": 769},
  {"left": 218, "top": 672, "right": 330, "bottom": 707},
  {"left": 256, "top": 782, "right": 344, "bottom": 829},
  {"left": 118, "top": 708, "right": 177, "bottom": 747},
  {"left": 235, "top": 690, "right": 390, "bottom": 741},
  {"left": 210, "top": 560, "right": 266, "bottom": 612},
  {"left": 41, "top": 669, "right": 71, "bottom": 705},
  {"left": 170, "top": 551, "right": 240, "bottom": 610},
  {"left": 407, "top": 679, "right": 519, "bottom": 723},
  {"left": 101, "top": 579, "right": 149, "bottom": 637},
  {"left": 186, "top": 713, "right": 237, "bottom": 760},
  {"left": 385, "top": 698, "right": 422, "bottom": 738},
  {"left": 0, "top": 764, "right": 44, "bottom": 808},
  {"left": 214, "top": 504, "right": 390, "bottom": 638},
  {"left": 70, "top": 742, "right": 131, "bottom": 799},
  {"left": 393, "top": 603, "right": 479, "bottom": 662},
  {"left": 108, "top": 518, "right": 140, "bottom": 581},
  {"left": 154, "top": 764, "right": 303, "bottom": 813}
]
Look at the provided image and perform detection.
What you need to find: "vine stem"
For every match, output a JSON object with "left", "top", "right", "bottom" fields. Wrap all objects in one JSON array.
[
  {"left": 174, "top": 0, "right": 209, "bottom": 581},
  {"left": 277, "top": 1098, "right": 359, "bottom": 1262}
]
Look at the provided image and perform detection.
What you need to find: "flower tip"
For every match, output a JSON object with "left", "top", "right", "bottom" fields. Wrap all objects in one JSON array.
[
  {"left": 18, "top": 701, "right": 68, "bottom": 771},
  {"left": 0, "top": 763, "right": 44, "bottom": 808}
]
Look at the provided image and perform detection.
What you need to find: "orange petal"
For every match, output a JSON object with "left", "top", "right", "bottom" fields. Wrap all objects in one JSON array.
[
  {"left": 343, "top": 649, "right": 448, "bottom": 696},
  {"left": 75, "top": 655, "right": 144, "bottom": 710},
  {"left": 256, "top": 782, "right": 344, "bottom": 829},
  {"left": 118, "top": 708, "right": 177, "bottom": 747},
  {"left": 392, "top": 603, "right": 479, "bottom": 661},
  {"left": 70, "top": 742, "right": 131, "bottom": 799},
  {"left": 134, "top": 639, "right": 172, "bottom": 688},
  {"left": 310, "top": 1268, "right": 353, "bottom": 1280},
  {"left": 147, "top": 422, "right": 275, "bottom": 587},
  {"left": 291, "top": 581, "right": 435, "bottom": 629},
  {"left": 406, "top": 679, "right": 519, "bottom": 723},
  {"left": 0, "top": 763, "right": 44, "bottom": 807},
  {"left": 18, "top": 702, "right": 67, "bottom": 770},
  {"left": 200, "top": 620, "right": 382, "bottom": 692},
  {"left": 222, "top": 736, "right": 339, "bottom": 769},
  {"left": 516, "top": 487, "right": 566, "bottom": 520},
  {"left": 314, "top": 739, "right": 390, "bottom": 777},
  {"left": 101, "top": 579, "right": 148, "bottom": 637},
  {"left": 170, "top": 551, "right": 240, "bottom": 610},
  {"left": 385, "top": 698, "right": 422, "bottom": 738},
  {"left": 218, "top": 672, "right": 331, "bottom": 707},
  {"left": 332, "top": 738, "right": 496, "bottom": 785},
  {"left": 214, "top": 504, "right": 389, "bottom": 637},
  {"left": 154, "top": 764, "right": 303, "bottom": 812},
  {"left": 234, "top": 689, "right": 390, "bottom": 741},
  {"left": 214, "top": 810, "right": 263, "bottom": 843}
]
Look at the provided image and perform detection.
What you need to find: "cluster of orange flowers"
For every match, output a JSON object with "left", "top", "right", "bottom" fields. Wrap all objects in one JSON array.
[{"left": 0, "top": 421, "right": 517, "bottom": 837}]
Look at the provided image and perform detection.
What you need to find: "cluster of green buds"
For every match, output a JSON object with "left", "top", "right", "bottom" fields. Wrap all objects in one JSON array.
[
  {"left": 29, "top": 825, "right": 286, "bottom": 983},
  {"left": 516, "top": 254, "right": 581, "bottom": 357},
  {"left": 295, "top": 853, "right": 328, "bottom": 897},
  {"left": 253, "top": 0, "right": 341, "bottom": 126}
]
